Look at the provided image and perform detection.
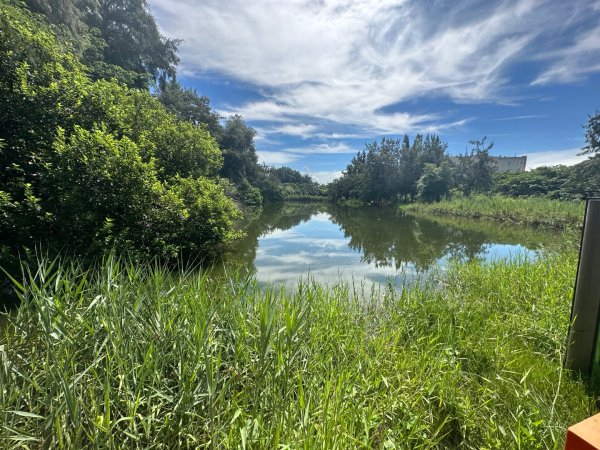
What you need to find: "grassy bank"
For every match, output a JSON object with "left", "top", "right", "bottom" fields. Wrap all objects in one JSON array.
[
  {"left": 0, "top": 254, "right": 593, "bottom": 448},
  {"left": 403, "top": 195, "right": 585, "bottom": 230}
]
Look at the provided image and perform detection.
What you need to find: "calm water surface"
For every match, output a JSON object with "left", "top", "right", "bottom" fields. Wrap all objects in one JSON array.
[{"left": 223, "top": 203, "right": 561, "bottom": 290}]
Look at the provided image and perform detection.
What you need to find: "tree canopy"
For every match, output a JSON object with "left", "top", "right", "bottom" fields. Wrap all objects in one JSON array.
[
  {"left": 328, "top": 135, "right": 454, "bottom": 204},
  {"left": 583, "top": 111, "right": 600, "bottom": 155},
  {"left": 24, "top": 0, "right": 179, "bottom": 87},
  {"left": 0, "top": 0, "right": 237, "bottom": 260}
]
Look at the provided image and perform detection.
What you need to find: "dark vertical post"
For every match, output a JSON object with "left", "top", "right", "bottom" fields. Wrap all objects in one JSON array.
[{"left": 566, "top": 198, "right": 600, "bottom": 373}]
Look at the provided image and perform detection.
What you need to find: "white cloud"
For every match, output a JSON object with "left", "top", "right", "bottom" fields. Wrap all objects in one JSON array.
[
  {"left": 153, "top": 0, "right": 600, "bottom": 136},
  {"left": 284, "top": 142, "right": 357, "bottom": 154},
  {"left": 494, "top": 115, "right": 547, "bottom": 121},
  {"left": 524, "top": 148, "right": 588, "bottom": 169},
  {"left": 532, "top": 24, "right": 600, "bottom": 85},
  {"left": 310, "top": 170, "right": 344, "bottom": 184},
  {"left": 256, "top": 151, "right": 302, "bottom": 165},
  {"left": 255, "top": 124, "right": 375, "bottom": 140},
  {"left": 253, "top": 123, "right": 319, "bottom": 139}
]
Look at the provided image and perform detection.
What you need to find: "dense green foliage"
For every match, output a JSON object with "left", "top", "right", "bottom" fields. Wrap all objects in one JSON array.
[
  {"left": 328, "top": 135, "right": 496, "bottom": 204},
  {"left": 257, "top": 166, "right": 325, "bottom": 202},
  {"left": 0, "top": 0, "right": 327, "bottom": 274},
  {"left": 494, "top": 154, "right": 600, "bottom": 200},
  {"left": 157, "top": 79, "right": 222, "bottom": 137},
  {"left": 582, "top": 111, "right": 600, "bottom": 155},
  {"left": 404, "top": 195, "right": 585, "bottom": 230},
  {"left": 0, "top": 252, "right": 592, "bottom": 448},
  {"left": 24, "top": 0, "right": 179, "bottom": 87},
  {"left": 0, "top": 1, "right": 239, "bottom": 260}
]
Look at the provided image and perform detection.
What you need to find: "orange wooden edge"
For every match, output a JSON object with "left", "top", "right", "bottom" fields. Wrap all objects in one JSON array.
[{"left": 566, "top": 413, "right": 600, "bottom": 450}]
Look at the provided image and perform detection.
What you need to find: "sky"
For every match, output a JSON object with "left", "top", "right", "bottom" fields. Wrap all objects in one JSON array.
[{"left": 151, "top": 0, "right": 600, "bottom": 184}]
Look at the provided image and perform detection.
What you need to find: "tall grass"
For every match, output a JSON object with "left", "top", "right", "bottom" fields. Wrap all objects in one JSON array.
[
  {"left": 404, "top": 195, "right": 585, "bottom": 230},
  {"left": 0, "top": 253, "right": 593, "bottom": 448}
]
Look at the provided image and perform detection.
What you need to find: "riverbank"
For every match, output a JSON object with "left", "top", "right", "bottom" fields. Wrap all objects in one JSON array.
[
  {"left": 0, "top": 253, "right": 593, "bottom": 448},
  {"left": 403, "top": 195, "right": 585, "bottom": 230}
]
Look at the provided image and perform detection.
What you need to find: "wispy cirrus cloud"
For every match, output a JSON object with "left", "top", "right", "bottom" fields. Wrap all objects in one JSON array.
[
  {"left": 256, "top": 151, "right": 302, "bottom": 165},
  {"left": 283, "top": 142, "right": 357, "bottom": 154},
  {"left": 152, "top": 0, "right": 600, "bottom": 154},
  {"left": 532, "top": 23, "right": 600, "bottom": 85},
  {"left": 494, "top": 115, "right": 547, "bottom": 121}
]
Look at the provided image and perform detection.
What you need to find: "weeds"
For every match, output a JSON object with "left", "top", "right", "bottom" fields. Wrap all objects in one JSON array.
[
  {"left": 0, "top": 253, "right": 594, "bottom": 448},
  {"left": 403, "top": 195, "right": 585, "bottom": 230}
]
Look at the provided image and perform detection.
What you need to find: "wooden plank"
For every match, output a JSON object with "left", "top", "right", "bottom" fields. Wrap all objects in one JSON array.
[{"left": 566, "top": 413, "right": 600, "bottom": 450}]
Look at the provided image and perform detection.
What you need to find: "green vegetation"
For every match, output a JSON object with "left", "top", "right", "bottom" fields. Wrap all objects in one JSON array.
[
  {"left": 0, "top": 1, "right": 238, "bottom": 260},
  {"left": 327, "top": 116, "right": 600, "bottom": 205},
  {"left": 0, "top": 0, "right": 324, "bottom": 266},
  {"left": 24, "top": 0, "right": 180, "bottom": 88},
  {"left": 494, "top": 157, "right": 600, "bottom": 201},
  {"left": 327, "top": 135, "right": 511, "bottom": 205},
  {"left": 0, "top": 252, "right": 593, "bottom": 448},
  {"left": 0, "top": 3, "right": 596, "bottom": 447},
  {"left": 328, "top": 135, "right": 456, "bottom": 204},
  {"left": 404, "top": 195, "right": 585, "bottom": 230}
]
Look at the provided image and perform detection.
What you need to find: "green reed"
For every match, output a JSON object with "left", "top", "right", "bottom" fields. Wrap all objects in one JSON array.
[
  {"left": 0, "top": 251, "right": 594, "bottom": 449},
  {"left": 404, "top": 195, "right": 585, "bottom": 230}
]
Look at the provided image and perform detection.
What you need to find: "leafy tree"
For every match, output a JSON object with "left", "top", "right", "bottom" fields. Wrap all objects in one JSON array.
[
  {"left": 254, "top": 172, "right": 285, "bottom": 203},
  {"left": 397, "top": 134, "right": 418, "bottom": 201},
  {"left": 417, "top": 161, "right": 454, "bottom": 203},
  {"left": 73, "top": 80, "right": 223, "bottom": 179},
  {"left": 421, "top": 134, "right": 447, "bottom": 166},
  {"left": 328, "top": 151, "right": 367, "bottom": 201},
  {"left": 576, "top": 112, "right": 600, "bottom": 198},
  {"left": 327, "top": 134, "right": 451, "bottom": 204},
  {"left": 24, "top": 0, "right": 85, "bottom": 33},
  {"left": 258, "top": 166, "right": 323, "bottom": 200},
  {"left": 0, "top": 1, "right": 238, "bottom": 260},
  {"left": 90, "top": 0, "right": 180, "bottom": 86},
  {"left": 494, "top": 166, "right": 571, "bottom": 198},
  {"left": 157, "top": 79, "right": 222, "bottom": 138},
  {"left": 166, "top": 176, "right": 241, "bottom": 256},
  {"left": 566, "top": 156, "right": 600, "bottom": 199},
  {"left": 45, "top": 127, "right": 164, "bottom": 253},
  {"left": 582, "top": 111, "right": 600, "bottom": 155},
  {"left": 219, "top": 115, "right": 258, "bottom": 182},
  {"left": 363, "top": 138, "right": 401, "bottom": 203},
  {"left": 0, "top": 2, "right": 90, "bottom": 191},
  {"left": 456, "top": 137, "right": 496, "bottom": 196},
  {"left": 24, "top": 0, "right": 179, "bottom": 87}
]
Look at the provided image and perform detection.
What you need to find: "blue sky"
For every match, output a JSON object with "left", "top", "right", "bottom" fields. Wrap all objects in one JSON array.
[{"left": 151, "top": 0, "right": 600, "bottom": 183}]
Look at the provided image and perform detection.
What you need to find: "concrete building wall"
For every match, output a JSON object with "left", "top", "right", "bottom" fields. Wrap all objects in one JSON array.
[
  {"left": 449, "top": 155, "right": 527, "bottom": 173},
  {"left": 492, "top": 156, "right": 527, "bottom": 173}
]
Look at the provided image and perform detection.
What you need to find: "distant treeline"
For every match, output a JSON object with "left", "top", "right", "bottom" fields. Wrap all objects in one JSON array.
[
  {"left": 327, "top": 116, "right": 600, "bottom": 204},
  {"left": 328, "top": 135, "right": 500, "bottom": 203},
  {"left": 0, "top": 0, "right": 323, "bottom": 263}
]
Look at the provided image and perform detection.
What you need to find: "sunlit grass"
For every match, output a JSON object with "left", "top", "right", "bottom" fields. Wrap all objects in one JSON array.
[
  {"left": 0, "top": 253, "right": 594, "bottom": 448},
  {"left": 403, "top": 195, "right": 585, "bottom": 230}
]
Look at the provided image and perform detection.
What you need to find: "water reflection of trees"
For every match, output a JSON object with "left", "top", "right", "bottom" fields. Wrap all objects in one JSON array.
[
  {"left": 327, "top": 204, "right": 556, "bottom": 271},
  {"left": 222, "top": 202, "right": 324, "bottom": 276},
  {"left": 325, "top": 205, "right": 486, "bottom": 271},
  {"left": 224, "top": 202, "right": 558, "bottom": 276}
]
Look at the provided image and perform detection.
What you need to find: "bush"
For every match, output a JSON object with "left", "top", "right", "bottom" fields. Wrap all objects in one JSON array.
[{"left": 0, "top": 1, "right": 239, "bottom": 260}]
